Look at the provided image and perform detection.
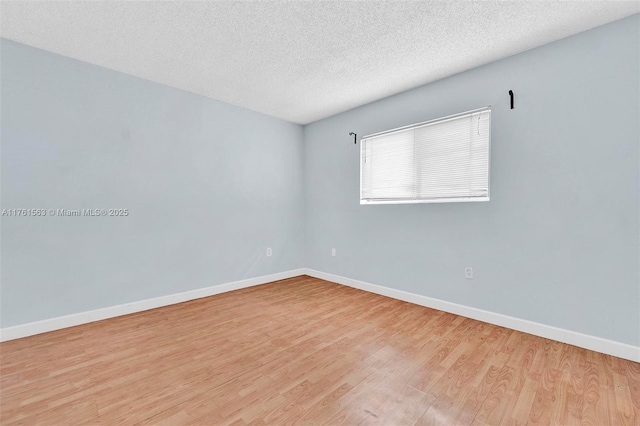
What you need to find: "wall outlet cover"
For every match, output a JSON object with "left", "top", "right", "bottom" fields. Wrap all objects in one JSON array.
[{"left": 465, "top": 267, "right": 473, "bottom": 279}]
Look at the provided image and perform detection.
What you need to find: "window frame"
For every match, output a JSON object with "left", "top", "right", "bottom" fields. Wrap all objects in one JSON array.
[{"left": 359, "top": 106, "right": 491, "bottom": 205}]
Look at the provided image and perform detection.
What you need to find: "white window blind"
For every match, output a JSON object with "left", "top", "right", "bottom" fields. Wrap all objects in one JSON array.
[{"left": 360, "top": 107, "right": 491, "bottom": 204}]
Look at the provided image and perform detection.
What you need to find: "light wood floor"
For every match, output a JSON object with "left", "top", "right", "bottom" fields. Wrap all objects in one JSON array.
[{"left": 1, "top": 276, "right": 638, "bottom": 425}]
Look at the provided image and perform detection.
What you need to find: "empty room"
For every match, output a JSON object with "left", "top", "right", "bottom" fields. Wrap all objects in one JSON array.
[{"left": 1, "top": 1, "right": 639, "bottom": 424}]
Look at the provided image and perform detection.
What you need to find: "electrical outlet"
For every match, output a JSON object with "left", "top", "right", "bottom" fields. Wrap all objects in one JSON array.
[
  {"left": 266, "top": 248, "right": 272, "bottom": 257},
  {"left": 465, "top": 267, "right": 473, "bottom": 279},
  {"left": 331, "top": 248, "right": 336, "bottom": 257}
]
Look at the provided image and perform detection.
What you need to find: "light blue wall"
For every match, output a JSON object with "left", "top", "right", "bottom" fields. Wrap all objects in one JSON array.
[
  {"left": 1, "top": 39, "right": 304, "bottom": 327},
  {"left": 2, "top": 16, "right": 639, "bottom": 347},
  {"left": 304, "top": 15, "right": 640, "bottom": 346}
]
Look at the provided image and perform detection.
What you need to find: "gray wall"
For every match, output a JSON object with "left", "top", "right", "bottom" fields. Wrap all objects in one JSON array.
[
  {"left": 1, "top": 39, "right": 304, "bottom": 327},
  {"left": 304, "top": 15, "right": 640, "bottom": 346}
]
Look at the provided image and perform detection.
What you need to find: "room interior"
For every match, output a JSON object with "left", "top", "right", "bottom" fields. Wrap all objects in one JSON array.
[{"left": 1, "top": 1, "right": 639, "bottom": 424}]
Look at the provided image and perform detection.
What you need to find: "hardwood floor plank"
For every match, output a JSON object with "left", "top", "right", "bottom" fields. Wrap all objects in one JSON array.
[
  {"left": 1, "top": 276, "right": 638, "bottom": 425},
  {"left": 613, "top": 372, "right": 637, "bottom": 425}
]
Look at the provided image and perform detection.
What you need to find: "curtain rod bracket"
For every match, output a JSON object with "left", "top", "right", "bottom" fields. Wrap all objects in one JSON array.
[
  {"left": 509, "top": 90, "right": 514, "bottom": 109},
  {"left": 349, "top": 132, "right": 357, "bottom": 144}
]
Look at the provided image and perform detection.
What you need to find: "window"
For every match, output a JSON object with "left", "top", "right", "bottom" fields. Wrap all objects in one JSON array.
[{"left": 360, "top": 107, "right": 491, "bottom": 204}]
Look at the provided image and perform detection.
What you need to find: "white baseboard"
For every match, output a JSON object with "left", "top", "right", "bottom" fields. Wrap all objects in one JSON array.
[
  {"left": 0, "top": 268, "right": 306, "bottom": 342},
  {"left": 3, "top": 267, "right": 638, "bottom": 363},
  {"left": 304, "top": 269, "right": 640, "bottom": 363}
]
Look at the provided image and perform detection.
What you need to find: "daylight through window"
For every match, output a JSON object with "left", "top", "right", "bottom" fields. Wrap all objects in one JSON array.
[{"left": 360, "top": 107, "right": 491, "bottom": 204}]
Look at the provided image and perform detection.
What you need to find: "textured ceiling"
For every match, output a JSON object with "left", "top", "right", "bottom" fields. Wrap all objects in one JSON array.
[{"left": 1, "top": 1, "right": 638, "bottom": 124}]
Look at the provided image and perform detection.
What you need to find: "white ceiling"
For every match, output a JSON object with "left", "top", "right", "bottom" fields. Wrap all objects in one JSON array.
[{"left": 1, "top": 1, "right": 638, "bottom": 124}]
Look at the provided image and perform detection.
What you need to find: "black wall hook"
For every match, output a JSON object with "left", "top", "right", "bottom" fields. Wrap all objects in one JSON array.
[
  {"left": 509, "top": 90, "right": 514, "bottom": 109},
  {"left": 349, "top": 132, "right": 357, "bottom": 144}
]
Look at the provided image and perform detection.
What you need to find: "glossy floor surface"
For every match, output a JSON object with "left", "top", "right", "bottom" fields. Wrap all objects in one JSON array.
[{"left": 1, "top": 276, "right": 638, "bottom": 425}]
